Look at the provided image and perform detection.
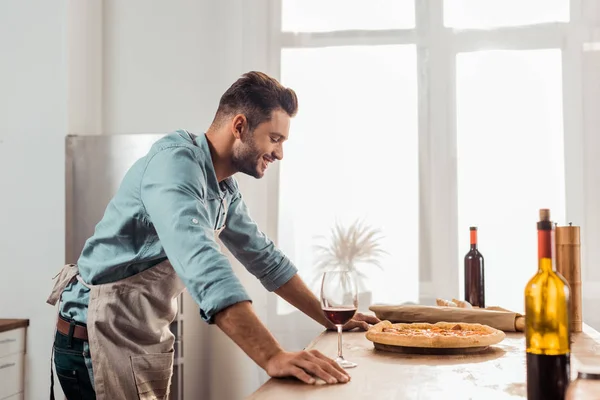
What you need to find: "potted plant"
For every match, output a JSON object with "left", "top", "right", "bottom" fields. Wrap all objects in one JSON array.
[{"left": 312, "top": 219, "right": 386, "bottom": 311}]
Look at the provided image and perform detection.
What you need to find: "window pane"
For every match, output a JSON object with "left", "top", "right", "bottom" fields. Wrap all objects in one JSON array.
[
  {"left": 282, "top": 0, "right": 415, "bottom": 32},
  {"left": 456, "top": 49, "right": 566, "bottom": 314},
  {"left": 444, "top": 0, "right": 570, "bottom": 28},
  {"left": 278, "top": 45, "right": 419, "bottom": 314}
]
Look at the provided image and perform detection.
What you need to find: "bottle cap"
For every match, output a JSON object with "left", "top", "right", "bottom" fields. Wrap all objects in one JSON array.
[
  {"left": 469, "top": 226, "right": 477, "bottom": 231},
  {"left": 539, "top": 209, "right": 551, "bottom": 221}
]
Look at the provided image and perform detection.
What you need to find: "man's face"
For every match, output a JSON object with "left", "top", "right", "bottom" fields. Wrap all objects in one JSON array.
[{"left": 232, "top": 109, "right": 290, "bottom": 179}]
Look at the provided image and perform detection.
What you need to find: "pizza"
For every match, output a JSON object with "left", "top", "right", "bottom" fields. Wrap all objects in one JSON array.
[{"left": 366, "top": 320, "right": 505, "bottom": 348}]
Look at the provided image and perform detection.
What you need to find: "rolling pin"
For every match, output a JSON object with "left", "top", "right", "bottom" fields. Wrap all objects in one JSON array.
[
  {"left": 487, "top": 306, "right": 526, "bottom": 332},
  {"left": 515, "top": 315, "right": 525, "bottom": 332}
]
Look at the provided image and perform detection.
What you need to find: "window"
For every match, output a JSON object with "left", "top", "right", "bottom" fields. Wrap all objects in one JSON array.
[
  {"left": 278, "top": 45, "right": 419, "bottom": 314},
  {"left": 273, "top": 0, "right": 594, "bottom": 320},
  {"left": 282, "top": 0, "right": 415, "bottom": 32},
  {"left": 456, "top": 49, "right": 566, "bottom": 313},
  {"left": 581, "top": 44, "right": 600, "bottom": 330},
  {"left": 444, "top": 0, "right": 570, "bottom": 29}
]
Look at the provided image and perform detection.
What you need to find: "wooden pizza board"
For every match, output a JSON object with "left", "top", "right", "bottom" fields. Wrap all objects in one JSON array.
[{"left": 373, "top": 342, "right": 490, "bottom": 355}]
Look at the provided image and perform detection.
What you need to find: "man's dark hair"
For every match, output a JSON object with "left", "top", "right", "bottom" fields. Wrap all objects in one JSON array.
[{"left": 213, "top": 71, "right": 298, "bottom": 132}]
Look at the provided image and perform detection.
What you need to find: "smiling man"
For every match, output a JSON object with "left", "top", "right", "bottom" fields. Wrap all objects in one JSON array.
[{"left": 47, "top": 71, "right": 379, "bottom": 400}]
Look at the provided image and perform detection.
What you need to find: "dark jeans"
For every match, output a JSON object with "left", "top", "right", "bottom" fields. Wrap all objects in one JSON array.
[{"left": 53, "top": 324, "right": 96, "bottom": 399}]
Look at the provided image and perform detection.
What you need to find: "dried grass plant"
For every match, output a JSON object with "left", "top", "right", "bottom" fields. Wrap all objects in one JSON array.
[{"left": 312, "top": 219, "right": 386, "bottom": 288}]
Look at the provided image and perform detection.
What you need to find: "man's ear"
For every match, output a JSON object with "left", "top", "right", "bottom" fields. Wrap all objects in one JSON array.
[{"left": 231, "top": 114, "right": 248, "bottom": 140}]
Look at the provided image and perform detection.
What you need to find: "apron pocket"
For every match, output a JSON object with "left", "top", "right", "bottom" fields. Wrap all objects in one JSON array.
[{"left": 130, "top": 353, "right": 173, "bottom": 400}]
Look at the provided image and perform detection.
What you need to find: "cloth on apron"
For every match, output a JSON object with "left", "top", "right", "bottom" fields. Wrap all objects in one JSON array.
[
  {"left": 48, "top": 195, "right": 229, "bottom": 399},
  {"left": 47, "top": 264, "right": 79, "bottom": 307}
]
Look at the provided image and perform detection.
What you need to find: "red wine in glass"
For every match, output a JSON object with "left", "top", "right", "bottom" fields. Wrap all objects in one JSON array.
[
  {"left": 320, "top": 271, "right": 358, "bottom": 369},
  {"left": 323, "top": 307, "right": 357, "bottom": 325}
]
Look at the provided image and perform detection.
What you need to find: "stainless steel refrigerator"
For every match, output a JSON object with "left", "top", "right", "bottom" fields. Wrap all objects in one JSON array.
[
  {"left": 65, "top": 133, "right": 192, "bottom": 400},
  {"left": 65, "top": 133, "right": 165, "bottom": 264}
]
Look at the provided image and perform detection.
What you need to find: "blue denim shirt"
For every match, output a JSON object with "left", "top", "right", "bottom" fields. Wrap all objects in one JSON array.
[{"left": 60, "top": 130, "right": 297, "bottom": 324}]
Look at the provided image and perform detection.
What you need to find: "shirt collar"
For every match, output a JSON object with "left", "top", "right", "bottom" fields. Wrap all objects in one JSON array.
[{"left": 185, "top": 130, "right": 235, "bottom": 199}]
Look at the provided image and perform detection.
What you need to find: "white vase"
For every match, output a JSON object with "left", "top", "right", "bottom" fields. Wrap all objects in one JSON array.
[{"left": 358, "top": 291, "right": 372, "bottom": 313}]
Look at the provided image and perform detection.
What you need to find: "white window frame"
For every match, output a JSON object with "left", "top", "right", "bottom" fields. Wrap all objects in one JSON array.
[{"left": 266, "top": 0, "right": 596, "bottom": 310}]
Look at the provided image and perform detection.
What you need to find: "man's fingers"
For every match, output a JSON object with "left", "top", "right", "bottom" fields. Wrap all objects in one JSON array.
[
  {"left": 295, "top": 358, "right": 338, "bottom": 384},
  {"left": 325, "top": 357, "right": 351, "bottom": 380},
  {"left": 308, "top": 349, "right": 329, "bottom": 360},
  {"left": 356, "top": 313, "right": 380, "bottom": 324},
  {"left": 289, "top": 366, "right": 316, "bottom": 384},
  {"left": 343, "top": 320, "right": 370, "bottom": 331},
  {"left": 309, "top": 350, "right": 350, "bottom": 380},
  {"left": 266, "top": 350, "right": 352, "bottom": 384},
  {"left": 342, "top": 312, "right": 380, "bottom": 330}
]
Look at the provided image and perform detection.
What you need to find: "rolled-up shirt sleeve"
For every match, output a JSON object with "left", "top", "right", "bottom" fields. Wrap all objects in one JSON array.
[
  {"left": 219, "top": 189, "right": 298, "bottom": 291},
  {"left": 140, "top": 147, "right": 251, "bottom": 323}
]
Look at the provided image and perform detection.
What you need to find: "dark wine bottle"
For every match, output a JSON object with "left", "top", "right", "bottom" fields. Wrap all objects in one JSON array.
[
  {"left": 464, "top": 226, "right": 485, "bottom": 307},
  {"left": 525, "top": 209, "right": 571, "bottom": 400}
]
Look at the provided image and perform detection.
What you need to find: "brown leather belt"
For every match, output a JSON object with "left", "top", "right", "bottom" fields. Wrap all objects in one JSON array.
[{"left": 56, "top": 316, "right": 88, "bottom": 341}]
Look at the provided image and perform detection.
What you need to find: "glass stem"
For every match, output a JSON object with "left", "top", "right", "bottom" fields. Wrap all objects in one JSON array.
[{"left": 337, "top": 324, "right": 343, "bottom": 359}]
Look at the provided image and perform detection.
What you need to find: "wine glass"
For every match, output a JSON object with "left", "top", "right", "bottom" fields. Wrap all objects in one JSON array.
[{"left": 320, "top": 270, "right": 358, "bottom": 369}]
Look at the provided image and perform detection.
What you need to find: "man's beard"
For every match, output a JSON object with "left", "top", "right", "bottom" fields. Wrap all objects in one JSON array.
[{"left": 232, "top": 136, "right": 263, "bottom": 179}]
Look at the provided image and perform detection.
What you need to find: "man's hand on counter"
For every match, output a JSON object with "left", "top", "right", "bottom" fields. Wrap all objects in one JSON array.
[
  {"left": 265, "top": 349, "right": 351, "bottom": 385},
  {"left": 336, "top": 312, "right": 381, "bottom": 331}
]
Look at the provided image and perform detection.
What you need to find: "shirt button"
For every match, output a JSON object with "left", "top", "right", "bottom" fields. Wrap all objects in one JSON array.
[{"left": 192, "top": 218, "right": 199, "bottom": 224}]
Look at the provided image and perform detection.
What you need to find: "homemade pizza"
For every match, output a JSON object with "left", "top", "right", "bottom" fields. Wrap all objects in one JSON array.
[{"left": 366, "top": 320, "right": 505, "bottom": 349}]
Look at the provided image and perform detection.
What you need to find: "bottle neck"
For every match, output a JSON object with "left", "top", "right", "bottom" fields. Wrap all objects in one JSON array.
[
  {"left": 470, "top": 230, "right": 478, "bottom": 250},
  {"left": 537, "top": 226, "right": 555, "bottom": 272}
]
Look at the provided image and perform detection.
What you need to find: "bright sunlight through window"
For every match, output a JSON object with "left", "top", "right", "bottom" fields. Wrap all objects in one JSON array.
[
  {"left": 456, "top": 49, "right": 566, "bottom": 314},
  {"left": 444, "top": 0, "right": 570, "bottom": 29},
  {"left": 278, "top": 45, "right": 419, "bottom": 315},
  {"left": 282, "top": 0, "right": 415, "bottom": 32}
]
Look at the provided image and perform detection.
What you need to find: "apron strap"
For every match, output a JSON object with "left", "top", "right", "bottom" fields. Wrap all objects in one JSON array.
[
  {"left": 49, "top": 319, "right": 58, "bottom": 400},
  {"left": 76, "top": 274, "right": 92, "bottom": 289},
  {"left": 46, "top": 264, "right": 79, "bottom": 306},
  {"left": 47, "top": 264, "right": 80, "bottom": 397},
  {"left": 47, "top": 265, "right": 78, "bottom": 399},
  {"left": 49, "top": 344, "right": 55, "bottom": 400}
]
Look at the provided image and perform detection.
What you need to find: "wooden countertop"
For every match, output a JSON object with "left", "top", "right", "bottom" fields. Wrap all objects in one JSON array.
[
  {"left": 248, "top": 324, "right": 600, "bottom": 399},
  {"left": 0, "top": 319, "right": 29, "bottom": 334}
]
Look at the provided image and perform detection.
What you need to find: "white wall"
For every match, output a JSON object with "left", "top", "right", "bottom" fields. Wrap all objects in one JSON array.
[{"left": 0, "top": 1, "right": 67, "bottom": 400}]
